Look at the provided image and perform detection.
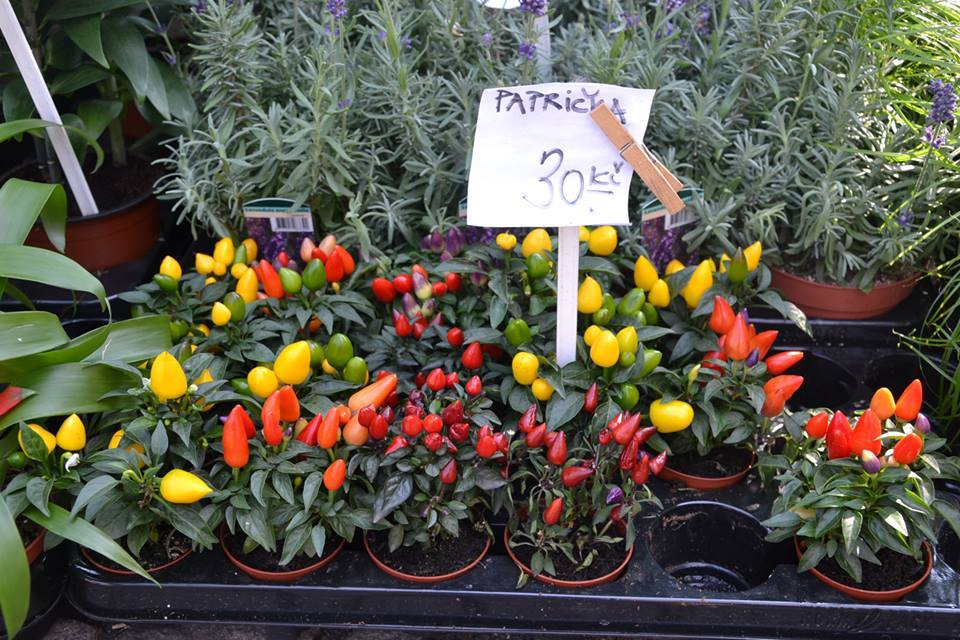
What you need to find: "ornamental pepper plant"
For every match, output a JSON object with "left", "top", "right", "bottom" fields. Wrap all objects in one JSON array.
[{"left": 761, "top": 380, "right": 960, "bottom": 586}]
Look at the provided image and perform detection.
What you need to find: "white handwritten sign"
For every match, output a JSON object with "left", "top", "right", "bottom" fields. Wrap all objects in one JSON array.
[{"left": 467, "top": 82, "right": 655, "bottom": 228}]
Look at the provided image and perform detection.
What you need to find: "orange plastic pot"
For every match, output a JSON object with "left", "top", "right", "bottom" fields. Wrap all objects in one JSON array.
[
  {"left": 770, "top": 267, "right": 918, "bottom": 320},
  {"left": 795, "top": 538, "right": 932, "bottom": 602},
  {"left": 221, "top": 527, "right": 345, "bottom": 583},
  {"left": 658, "top": 451, "right": 756, "bottom": 491},
  {"left": 504, "top": 528, "right": 634, "bottom": 588},
  {"left": 24, "top": 529, "right": 45, "bottom": 565},
  {"left": 81, "top": 544, "right": 192, "bottom": 576},
  {"left": 363, "top": 532, "right": 490, "bottom": 583}
]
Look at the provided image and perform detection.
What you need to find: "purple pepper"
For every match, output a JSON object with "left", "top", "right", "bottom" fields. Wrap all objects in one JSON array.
[
  {"left": 440, "top": 249, "right": 453, "bottom": 262},
  {"left": 605, "top": 486, "right": 625, "bottom": 505},
  {"left": 861, "top": 450, "right": 882, "bottom": 474},
  {"left": 421, "top": 298, "right": 437, "bottom": 319},
  {"left": 428, "top": 230, "right": 445, "bottom": 253},
  {"left": 402, "top": 292, "right": 419, "bottom": 317},
  {"left": 915, "top": 412, "right": 931, "bottom": 434},
  {"left": 445, "top": 227, "right": 465, "bottom": 256},
  {"left": 745, "top": 348, "right": 760, "bottom": 367}
]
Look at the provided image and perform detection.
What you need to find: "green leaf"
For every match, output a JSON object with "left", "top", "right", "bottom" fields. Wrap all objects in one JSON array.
[
  {"left": 372, "top": 473, "right": 412, "bottom": 522},
  {"left": 0, "top": 178, "right": 67, "bottom": 250},
  {"left": 82, "top": 316, "right": 172, "bottom": 363},
  {"left": 0, "top": 312, "right": 71, "bottom": 361},
  {"left": 881, "top": 507, "right": 909, "bottom": 536},
  {"left": 0, "top": 120, "right": 59, "bottom": 145},
  {"left": 841, "top": 511, "right": 862, "bottom": 554},
  {"left": 25, "top": 477, "right": 53, "bottom": 517},
  {"left": 46, "top": 0, "right": 185, "bottom": 19},
  {"left": 78, "top": 100, "right": 123, "bottom": 142},
  {"left": 70, "top": 476, "right": 119, "bottom": 516},
  {"left": 797, "top": 541, "right": 826, "bottom": 572},
  {"left": 102, "top": 18, "right": 169, "bottom": 118},
  {"left": 934, "top": 500, "right": 960, "bottom": 539},
  {"left": 546, "top": 391, "right": 584, "bottom": 428},
  {"left": 25, "top": 503, "right": 154, "bottom": 583},
  {"left": 0, "top": 245, "right": 106, "bottom": 310},
  {"left": 758, "top": 290, "right": 811, "bottom": 336},
  {"left": 760, "top": 511, "right": 801, "bottom": 528},
  {"left": 0, "top": 495, "right": 30, "bottom": 638},
  {"left": 62, "top": 15, "right": 108, "bottom": 67},
  {"left": 3, "top": 81, "right": 34, "bottom": 121},
  {"left": 49, "top": 66, "right": 113, "bottom": 95}
]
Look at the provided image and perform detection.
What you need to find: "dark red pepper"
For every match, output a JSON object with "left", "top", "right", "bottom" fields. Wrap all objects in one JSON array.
[
  {"left": 393, "top": 310, "right": 412, "bottom": 337},
  {"left": 631, "top": 453, "right": 650, "bottom": 484},
  {"left": 440, "top": 459, "right": 457, "bottom": 484},
  {"left": 424, "top": 433, "right": 443, "bottom": 451},
  {"left": 296, "top": 413, "right": 323, "bottom": 446},
  {"left": 613, "top": 413, "right": 640, "bottom": 445},
  {"left": 412, "top": 319, "right": 428, "bottom": 340},
  {"left": 357, "top": 406, "right": 375, "bottom": 427},
  {"left": 461, "top": 342, "right": 483, "bottom": 369},
  {"left": 584, "top": 383, "right": 598, "bottom": 414},
  {"left": 442, "top": 400, "right": 464, "bottom": 427},
  {"left": 525, "top": 423, "right": 546, "bottom": 448},
  {"left": 543, "top": 497, "right": 562, "bottom": 525},
  {"left": 448, "top": 422, "right": 470, "bottom": 443},
  {"left": 561, "top": 466, "right": 594, "bottom": 487},
  {"left": 598, "top": 428, "right": 613, "bottom": 445},
  {"left": 385, "top": 435, "right": 409, "bottom": 455},
  {"left": 476, "top": 435, "right": 497, "bottom": 458},
  {"left": 369, "top": 414, "right": 389, "bottom": 440},
  {"left": 426, "top": 368, "right": 446, "bottom": 391},
  {"left": 649, "top": 451, "right": 668, "bottom": 476},
  {"left": 465, "top": 375, "right": 482, "bottom": 396},
  {"left": 445, "top": 372, "right": 459, "bottom": 388},
  {"left": 619, "top": 437, "right": 639, "bottom": 471},
  {"left": 445, "top": 272, "right": 462, "bottom": 294},
  {"left": 546, "top": 431, "right": 567, "bottom": 466},
  {"left": 634, "top": 426, "right": 657, "bottom": 447},
  {"left": 447, "top": 327, "right": 465, "bottom": 347},
  {"left": 518, "top": 404, "right": 538, "bottom": 432}
]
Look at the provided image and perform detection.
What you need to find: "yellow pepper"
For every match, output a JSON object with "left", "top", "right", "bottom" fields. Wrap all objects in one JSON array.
[
  {"left": 633, "top": 256, "right": 658, "bottom": 291},
  {"left": 648, "top": 279, "right": 670, "bottom": 308},
  {"left": 616, "top": 326, "right": 638, "bottom": 355},
  {"left": 531, "top": 378, "right": 554, "bottom": 401},
  {"left": 204, "top": 276, "right": 217, "bottom": 286},
  {"left": 159, "top": 256, "right": 182, "bottom": 281},
  {"left": 681, "top": 260, "right": 714, "bottom": 309},
  {"left": 236, "top": 268, "right": 259, "bottom": 304},
  {"left": 512, "top": 352, "right": 539, "bottom": 386},
  {"left": 496, "top": 232, "right": 517, "bottom": 251},
  {"left": 56, "top": 413, "right": 86, "bottom": 451},
  {"left": 587, "top": 226, "right": 617, "bottom": 256},
  {"left": 665, "top": 259, "right": 685, "bottom": 276},
  {"left": 583, "top": 324, "right": 603, "bottom": 347},
  {"left": 196, "top": 323, "right": 211, "bottom": 337},
  {"left": 521, "top": 228, "right": 552, "bottom": 258},
  {"left": 247, "top": 366, "right": 279, "bottom": 398},
  {"left": 578, "top": 226, "right": 590, "bottom": 242},
  {"left": 149, "top": 352, "right": 188, "bottom": 402},
  {"left": 213, "top": 261, "right": 227, "bottom": 276},
  {"left": 195, "top": 253, "right": 215, "bottom": 275},
  {"left": 108, "top": 429, "right": 145, "bottom": 459},
  {"left": 195, "top": 369, "right": 214, "bottom": 385},
  {"left": 230, "top": 263, "right": 248, "bottom": 279},
  {"left": 718, "top": 253, "right": 731, "bottom": 273},
  {"left": 213, "top": 237, "right": 235, "bottom": 266},
  {"left": 577, "top": 276, "right": 603, "bottom": 314},
  {"left": 650, "top": 399, "right": 695, "bottom": 433},
  {"left": 743, "top": 241, "right": 762, "bottom": 271},
  {"left": 274, "top": 341, "right": 311, "bottom": 385},
  {"left": 242, "top": 238, "right": 258, "bottom": 262},
  {"left": 321, "top": 359, "right": 340, "bottom": 377},
  {"left": 159, "top": 469, "right": 213, "bottom": 504},
  {"left": 19, "top": 423, "right": 56, "bottom": 458},
  {"left": 211, "top": 302, "right": 232, "bottom": 326},
  {"left": 590, "top": 330, "right": 620, "bottom": 368}
]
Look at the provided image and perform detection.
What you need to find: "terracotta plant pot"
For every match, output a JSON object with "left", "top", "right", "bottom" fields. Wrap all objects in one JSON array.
[
  {"left": 24, "top": 529, "right": 46, "bottom": 565},
  {"left": 363, "top": 532, "right": 491, "bottom": 584},
  {"left": 794, "top": 539, "right": 933, "bottom": 602},
  {"left": 658, "top": 451, "right": 756, "bottom": 491},
  {"left": 221, "top": 528, "right": 345, "bottom": 583},
  {"left": 504, "top": 528, "right": 634, "bottom": 588},
  {"left": 80, "top": 544, "right": 192, "bottom": 576},
  {"left": 121, "top": 103, "right": 153, "bottom": 139},
  {"left": 770, "top": 266, "right": 918, "bottom": 320}
]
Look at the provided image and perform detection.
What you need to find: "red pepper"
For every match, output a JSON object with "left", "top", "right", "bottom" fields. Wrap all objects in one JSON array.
[
  {"left": 619, "top": 436, "right": 639, "bottom": 471},
  {"left": 296, "top": 413, "right": 323, "bottom": 446},
  {"left": 750, "top": 330, "right": 778, "bottom": 360},
  {"left": 765, "top": 351, "right": 804, "bottom": 375},
  {"left": 465, "top": 375, "right": 482, "bottom": 396},
  {"left": 631, "top": 453, "right": 650, "bottom": 484},
  {"left": 613, "top": 413, "right": 640, "bottom": 445},
  {"left": 525, "top": 423, "right": 546, "bottom": 448},
  {"left": 461, "top": 342, "right": 483, "bottom": 370},
  {"left": 476, "top": 435, "right": 497, "bottom": 458},
  {"left": 393, "top": 273, "right": 413, "bottom": 294},
  {"left": 324, "top": 251, "right": 345, "bottom": 283},
  {"left": 384, "top": 392, "right": 398, "bottom": 410},
  {"left": 442, "top": 400, "right": 464, "bottom": 426},
  {"left": 447, "top": 327, "right": 465, "bottom": 347},
  {"left": 893, "top": 432, "right": 923, "bottom": 465},
  {"left": 422, "top": 414, "right": 443, "bottom": 433},
  {"left": 609, "top": 504, "right": 623, "bottom": 527},
  {"left": 261, "top": 393, "right": 283, "bottom": 446},
  {"left": 850, "top": 408, "right": 882, "bottom": 456},
  {"left": 493, "top": 432, "right": 508, "bottom": 454},
  {"left": 761, "top": 375, "right": 804, "bottom": 417},
  {"left": 607, "top": 412, "right": 626, "bottom": 431},
  {"left": 426, "top": 368, "right": 446, "bottom": 391},
  {"left": 449, "top": 422, "right": 470, "bottom": 443},
  {"left": 546, "top": 431, "right": 567, "bottom": 465},
  {"left": 412, "top": 319, "right": 428, "bottom": 340},
  {"left": 518, "top": 404, "right": 538, "bottom": 432},
  {"left": 723, "top": 314, "right": 751, "bottom": 361},
  {"left": 634, "top": 426, "right": 657, "bottom": 447},
  {"left": 414, "top": 371, "right": 427, "bottom": 388},
  {"left": 223, "top": 414, "right": 250, "bottom": 469},
  {"left": 584, "top": 383, "right": 598, "bottom": 413},
  {"left": 0, "top": 386, "right": 25, "bottom": 417},
  {"left": 424, "top": 433, "right": 443, "bottom": 451},
  {"left": 445, "top": 273, "right": 462, "bottom": 294},
  {"left": 598, "top": 428, "right": 612, "bottom": 445},
  {"left": 709, "top": 296, "right": 735, "bottom": 335},
  {"left": 805, "top": 412, "right": 829, "bottom": 438},
  {"left": 440, "top": 459, "right": 457, "bottom": 484},
  {"left": 826, "top": 411, "right": 852, "bottom": 459},
  {"left": 561, "top": 466, "right": 594, "bottom": 487},
  {"left": 334, "top": 246, "right": 355, "bottom": 275},
  {"left": 402, "top": 415, "right": 423, "bottom": 437},
  {"left": 895, "top": 379, "right": 923, "bottom": 421},
  {"left": 276, "top": 385, "right": 300, "bottom": 423},
  {"left": 432, "top": 282, "right": 447, "bottom": 297},
  {"left": 357, "top": 406, "right": 376, "bottom": 427},
  {"left": 443, "top": 437, "right": 458, "bottom": 454},
  {"left": 317, "top": 407, "right": 342, "bottom": 448},
  {"left": 413, "top": 264, "right": 429, "bottom": 279},
  {"left": 259, "top": 260, "right": 285, "bottom": 299},
  {"left": 543, "top": 497, "right": 563, "bottom": 525},
  {"left": 227, "top": 404, "right": 255, "bottom": 438},
  {"left": 478, "top": 425, "right": 492, "bottom": 440},
  {"left": 310, "top": 247, "right": 328, "bottom": 263},
  {"left": 649, "top": 451, "right": 668, "bottom": 476},
  {"left": 385, "top": 435, "right": 409, "bottom": 455},
  {"left": 276, "top": 251, "right": 290, "bottom": 268},
  {"left": 369, "top": 414, "right": 389, "bottom": 440},
  {"left": 371, "top": 278, "right": 395, "bottom": 303},
  {"left": 392, "top": 310, "right": 412, "bottom": 337},
  {"left": 323, "top": 459, "right": 346, "bottom": 491}
]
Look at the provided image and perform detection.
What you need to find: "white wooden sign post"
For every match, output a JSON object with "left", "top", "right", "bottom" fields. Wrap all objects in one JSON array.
[{"left": 0, "top": 0, "right": 98, "bottom": 215}]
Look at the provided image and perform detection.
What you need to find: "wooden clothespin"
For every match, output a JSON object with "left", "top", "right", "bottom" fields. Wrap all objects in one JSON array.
[{"left": 590, "top": 103, "right": 684, "bottom": 214}]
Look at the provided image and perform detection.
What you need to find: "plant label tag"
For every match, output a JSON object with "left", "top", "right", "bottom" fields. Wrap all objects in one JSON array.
[
  {"left": 467, "top": 82, "right": 655, "bottom": 228},
  {"left": 478, "top": 0, "right": 521, "bottom": 8},
  {"left": 242, "top": 197, "right": 313, "bottom": 261}
]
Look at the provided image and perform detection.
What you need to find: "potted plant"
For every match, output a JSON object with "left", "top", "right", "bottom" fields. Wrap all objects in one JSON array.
[{"left": 762, "top": 380, "right": 960, "bottom": 601}]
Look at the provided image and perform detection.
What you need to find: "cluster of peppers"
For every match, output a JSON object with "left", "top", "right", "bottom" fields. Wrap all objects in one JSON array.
[
  {"left": 370, "top": 264, "right": 464, "bottom": 341},
  {"left": 598, "top": 410, "right": 668, "bottom": 486},
  {"left": 805, "top": 379, "right": 928, "bottom": 471},
  {"left": 243, "top": 334, "right": 366, "bottom": 400}
]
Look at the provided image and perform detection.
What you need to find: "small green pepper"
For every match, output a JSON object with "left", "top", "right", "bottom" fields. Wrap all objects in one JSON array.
[
  {"left": 591, "top": 293, "right": 616, "bottom": 326},
  {"left": 279, "top": 267, "right": 303, "bottom": 295},
  {"left": 618, "top": 288, "right": 646, "bottom": 317},
  {"left": 302, "top": 259, "right": 327, "bottom": 291},
  {"left": 223, "top": 291, "right": 246, "bottom": 322},
  {"left": 641, "top": 302, "right": 659, "bottom": 326},
  {"left": 727, "top": 249, "right": 748, "bottom": 284},
  {"left": 616, "top": 383, "right": 640, "bottom": 411},
  {"left": 632, "top": 349, "right": 662, "bottom": 381},
  {"left": 505, "top": 318, "right": 532, "bottom": 347},
  {"left": 525, "top": 252, "right": 551, "bottom": 280},
  {"left": 153, "top": 274, "right": 179, "bottom": 293}
]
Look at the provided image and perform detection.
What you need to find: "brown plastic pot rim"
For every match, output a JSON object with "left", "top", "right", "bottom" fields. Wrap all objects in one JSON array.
[
  {"left": 771, "top": 266, "right": 920, "bottom": 292},
  {"left": 24, "top": 528, "right": 46, "bottom": 565},
  {"left": 659, "top": 450, "right": 756, "bottom": 491},
  {"left": 363, "top": 531, "right": 491, "bottom": 583},
  {"left": 80, "top": 543, "right": 193, "bottom": 576},
  {"left": 220, "top": 526, "right": 346, "bottom": 582},
  {"left": 794, "top": 538, "right": 932, "bottom": 601},
  {"left": 503, "top": 528, "right": 634, "bottom": 588}
]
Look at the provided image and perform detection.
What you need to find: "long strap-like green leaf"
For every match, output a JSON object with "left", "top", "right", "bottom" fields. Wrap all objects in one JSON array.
[
  {"left": 0, "top": 497, "right": 30, "bottom": 638},
  {"left": 0, "top": 245, "right": 108, "bottom": 312}
]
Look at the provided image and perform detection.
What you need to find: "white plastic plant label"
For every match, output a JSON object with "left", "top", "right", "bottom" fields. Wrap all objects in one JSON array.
[
  {"left": 478, "top": 0, "right": 521, "bottom": 8},
  {"left": 467, "top": 82, "right": 655, "bottom": 228}
]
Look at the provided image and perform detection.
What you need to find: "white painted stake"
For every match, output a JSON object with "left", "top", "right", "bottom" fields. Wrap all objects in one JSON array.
[
  {"left": 534, "top": 12, "right": 551, "bottom": 82},
  {"left": 0, "top": 0, "right": 98, "bottom": 215},
  {"left": 555, "top": 225, "right": 580, "bottom": 366}
]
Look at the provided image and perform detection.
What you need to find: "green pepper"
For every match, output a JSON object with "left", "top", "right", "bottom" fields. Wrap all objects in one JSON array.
[
  {"left": 233, "top": 243, "right": 248, "bottom": 266},
  {"left": 591, "top": 293, "right": 616, "bottom": 326},
  {"left": 5, "top": 451, "right": 27, "bottom": 469},
  {"left": 279, "top": 267, "right": 303, "bottom": 295},
  {"left": 641, "top": 302, "right": 659, "bottom": 326},
  {"left": 616, "top": 383, "right": 640, "bottom": 411},
  {"left": 306, "top": 340, "right": 325, "bottom": 368},
  {"left": 342, "top": 356, "right": 368, "bottom": 384},
  {"left": 618, "top": 288, "right": 646, "bottom": 317},
  {"left": 230, "top": 378, "right": 252, "bottom": 396},
  {"left": 619, "top": 350, "right": 636, "bottom": 368},
  {"left": 632, "top": 349, "right": 662, "bottom": 381},
  {"left": 153, "top": 274, "right": 179, "bottom": 293},
  {"left": 130, "top": 303, "right": 147, "bottom": 318},
  {"left": 302, "top": 259, "right": 327, "bottom": 291},
  {"left": 325, "top": 333, "right": 354, "bottom": 369},
  {"left": 169, "top": 319, "right": 189, "bottom": 342},
  {"left": 223, "top": 291, "right": 246, "bottom": 322},
  {"left": 525, "top": 252, "right": 550, "bottom": 280},
  {"left": 727, "top": 249, "right": 748, "bottom": 284},
  {"left": 505, "top": 318, "right": 532, "bottom": 347}
]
